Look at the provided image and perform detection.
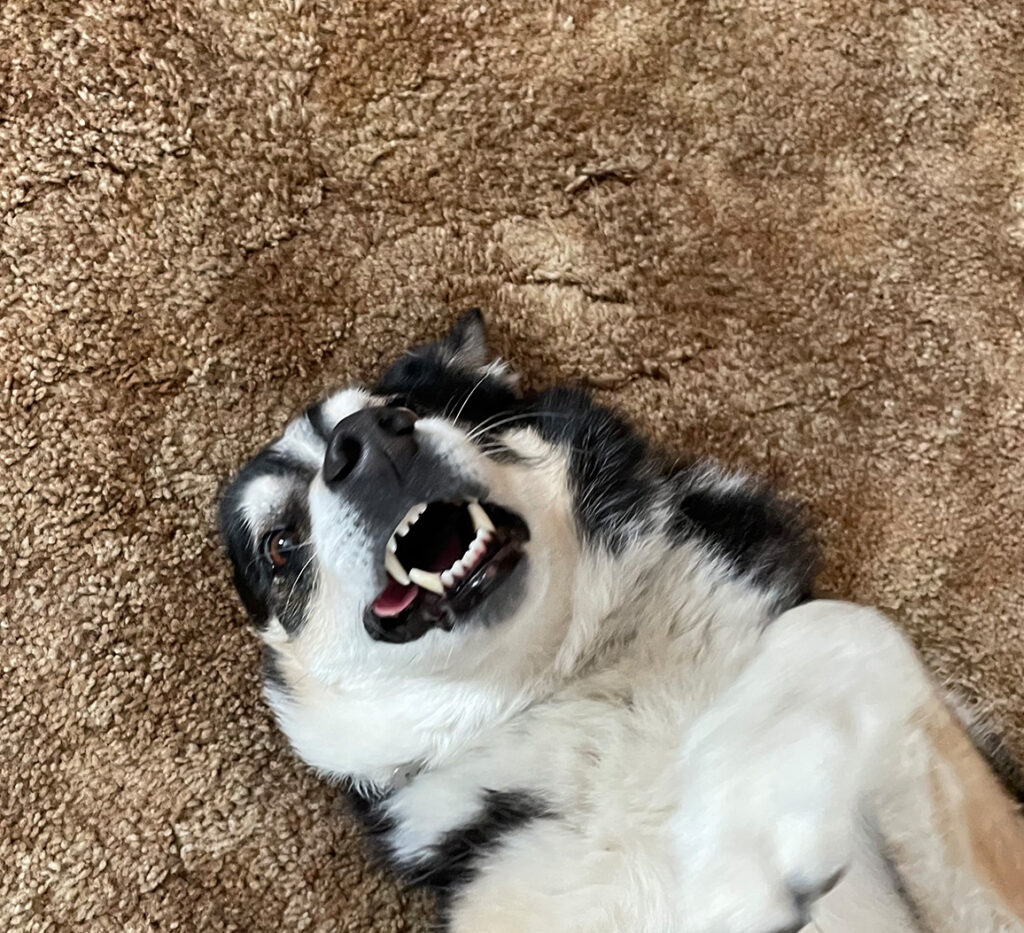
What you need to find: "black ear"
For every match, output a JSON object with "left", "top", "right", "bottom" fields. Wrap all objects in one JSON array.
[
  {"left": 374, "top": 309, "right": 521, "bottom": 414},
  {"left": 434, "top": 308, "right": 519, "bottom": 391},
  {"left": 438, "top": 308, "right": 490, "bottom": 370}
]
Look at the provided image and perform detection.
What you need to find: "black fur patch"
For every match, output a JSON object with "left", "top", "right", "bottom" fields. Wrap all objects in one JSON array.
[
  {"left": 344, "top": 784, "right": 550, "bottom": 933},
  {"left": 401, "top": 790, "right": 549, "bottom": 892},
  {"left": 343, "top": 783, "right": 397, "bottom": 866},
  {"left": 667, "top": 476, "right": 818, "bottom": 609},
  {"left": 261, "top": 648, "right": 287, "bottom": 693},
  {"left": 527, "top": 386, "right": 817, "bottom": 607},
  {"left": 345, "top": 784, "right": 549, "bottom": 898},
  {"left": 217, "top": 451, "right": 316, "bottom": 632},
  {"left": 530, "top": 387, "right": 662, "bottom": 553},
  {"left": 303, "top": 399, "right": 333, "bottom": 441}
]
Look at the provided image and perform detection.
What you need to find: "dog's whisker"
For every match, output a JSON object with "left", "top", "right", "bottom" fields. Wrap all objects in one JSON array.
[
  {"left": 280, "top": 552, "right": 318, "bottom": 618},
  {"left": 451, "top": 371, "right": 492, "bottom": 424},
  {"left": 465, "top": 410, "right": 573, "bottom": 443}
]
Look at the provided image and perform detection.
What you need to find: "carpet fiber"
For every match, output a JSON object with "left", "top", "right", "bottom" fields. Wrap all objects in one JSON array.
[{"left": 3, "top": 0, "right": 1024, "bottom": 929}]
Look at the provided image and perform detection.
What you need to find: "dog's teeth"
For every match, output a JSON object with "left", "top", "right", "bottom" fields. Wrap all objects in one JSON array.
[
  {"left": 475, "top": 528, "right": 493, "bottom": 543},
  {"left": 468, "top": 501, "right": 495, "bottom": 534},
  {"left": 385, "top": 550, "right": 410, "bottom": 585},
  {"left": 395, "top": 502, "right": 428, "bottom": 539},
  {"left": 409, "top": 568, "right": 445, "bottom": 595},
  {"left": 451, "top": 561, "right": 467, "bottom": 579},
  {"left": 440, "top": 570, "right": 455, "bottom": 588},
  {"left": 387, "top": 537, "right": 398, "bottom": 553}
]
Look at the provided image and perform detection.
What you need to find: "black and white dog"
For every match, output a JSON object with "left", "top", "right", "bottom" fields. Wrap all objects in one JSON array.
[{"left": 220, "top": 311, "right": 1024, "bottom": 932}]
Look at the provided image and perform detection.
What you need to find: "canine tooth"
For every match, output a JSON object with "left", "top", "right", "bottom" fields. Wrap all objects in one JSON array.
[
  {"left": 386, "top": 550, "right": 410, "bottom": 585},
  {"left": 468, "top": 501, "right": 495, "bottom": 534},
  {"left": 387, "top": 538, "right": 398, "bottom": 553},
  {"left": 451, "top": 561, "right": 467, "bottom": 578},
  {"left": 409, "top": 568, "right": 445, "bottom": 595},
  {"left": 441, "top": 570, "right": 455, "bottom": 588}
]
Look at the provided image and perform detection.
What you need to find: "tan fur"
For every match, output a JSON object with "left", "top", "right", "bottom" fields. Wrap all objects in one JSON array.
[
  {"left": 719, "top": 602, "right": 1024, "bottom": 933},
  {"left": 920, "top": 701, "right": 1024, "bottom": 921}
]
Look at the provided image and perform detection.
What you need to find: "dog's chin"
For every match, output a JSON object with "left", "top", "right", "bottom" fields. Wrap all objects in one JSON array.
[{"left": 362, "top": 503, "right": 531, "bottom": 645}]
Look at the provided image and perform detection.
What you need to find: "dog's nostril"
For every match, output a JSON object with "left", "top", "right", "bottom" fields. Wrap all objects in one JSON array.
[
  {"left": 323, "top": 406, "right": 417, "bottom": 486},
  {"left": 377, "top": 406, "right": 417, "bottom": 436},
  {"left": 324, "top": 433, "right": 362, "bottom": 484}
]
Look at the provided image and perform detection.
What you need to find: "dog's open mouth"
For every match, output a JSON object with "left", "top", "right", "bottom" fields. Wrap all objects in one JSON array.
[{"left": 369, "top": 499, "right": 529, "bottom": 640}]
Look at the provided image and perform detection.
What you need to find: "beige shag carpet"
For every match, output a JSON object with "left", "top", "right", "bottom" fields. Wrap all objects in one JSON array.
[{"left": 3, "top": 0, "right": 1024, "bottom": 929}]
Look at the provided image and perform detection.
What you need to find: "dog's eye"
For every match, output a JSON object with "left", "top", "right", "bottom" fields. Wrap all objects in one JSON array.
[{"left": 264, "top": 530, "right": 299, "bottom": 569}]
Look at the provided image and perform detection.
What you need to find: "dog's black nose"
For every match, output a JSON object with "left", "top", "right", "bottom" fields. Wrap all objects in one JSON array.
[{"left": 323, "top": 406, "right": 418, "bottom": 486}]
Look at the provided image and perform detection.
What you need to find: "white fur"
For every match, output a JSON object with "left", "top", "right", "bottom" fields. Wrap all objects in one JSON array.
[
  {"left": 242, "top": 387, "right": 1024, "bottom": 933},
  {"left": 318, "top": 387, "right": 371, "bottom": 432},
  {"left": 240, "top": 472, "right": 294, "bottom": 534}
]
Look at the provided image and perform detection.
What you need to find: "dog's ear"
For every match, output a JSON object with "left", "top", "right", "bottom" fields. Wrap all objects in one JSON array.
[
  {"left": 426, "top": 308, "right": 519, "bottom": 392},
  {"left": 374, "top": 309, "right": 521, "bottom": 405},
  {"left": 437, "top": 308, "right": 490, "bottom": 371}
]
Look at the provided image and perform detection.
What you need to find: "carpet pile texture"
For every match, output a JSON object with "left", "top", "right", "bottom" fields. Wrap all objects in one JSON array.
[{"left": 3, "top": 0, "right": 1023, "bottom": 929}]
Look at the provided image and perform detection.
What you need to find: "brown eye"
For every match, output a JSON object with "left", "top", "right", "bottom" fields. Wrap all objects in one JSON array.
[{"left": 265, "top": 530, "right": 298, "bottom": 568}]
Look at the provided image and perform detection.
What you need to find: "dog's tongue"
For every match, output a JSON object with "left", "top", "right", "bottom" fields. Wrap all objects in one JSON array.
[
  {"left": 372, "top": 530, "right": 465, "bottom": 618},
  {"left": 373, "top": 577, "right": 420, "bottom": 617}
]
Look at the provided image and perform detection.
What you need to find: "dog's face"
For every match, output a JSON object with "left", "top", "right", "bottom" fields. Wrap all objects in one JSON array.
[{"left": 219, "top": 311, "right": 583, "bottom": 687}]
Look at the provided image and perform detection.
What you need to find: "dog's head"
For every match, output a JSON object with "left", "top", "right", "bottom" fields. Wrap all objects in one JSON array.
[
  {"left": 219, "top": 311, "right": 597, "bottom": 695},
  {"left": 220, "top": 311, "right": 815, "bottom": 783}
]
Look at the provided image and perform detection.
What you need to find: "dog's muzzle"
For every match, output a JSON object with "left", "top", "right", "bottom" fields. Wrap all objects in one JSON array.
[{"left": 320, "top": 405, "right": 529, "bottom": 644}]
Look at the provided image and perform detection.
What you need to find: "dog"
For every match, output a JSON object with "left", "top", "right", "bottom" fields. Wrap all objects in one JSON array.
[{"left": 219, "top": 310, "right": 1024, "bottom": 932}]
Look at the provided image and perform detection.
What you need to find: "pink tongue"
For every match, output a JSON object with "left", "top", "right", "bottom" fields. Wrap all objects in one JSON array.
[{"left": 373, "top": 578, "right": 420, "bottom": 617}]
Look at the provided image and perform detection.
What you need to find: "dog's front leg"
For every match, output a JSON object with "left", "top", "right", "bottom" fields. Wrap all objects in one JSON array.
[{"left": 671, "top": 599, "right": 1024, "bottom": 933}]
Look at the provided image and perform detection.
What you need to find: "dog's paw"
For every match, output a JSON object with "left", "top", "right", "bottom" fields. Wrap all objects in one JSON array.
[{"left": 672, "top": 703, "right": 858, "bottom": 933}]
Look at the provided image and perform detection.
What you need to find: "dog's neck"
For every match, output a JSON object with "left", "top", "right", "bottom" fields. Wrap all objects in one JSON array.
[{"left": 264, "top": 536, "right": 773, "bottom": 793}]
